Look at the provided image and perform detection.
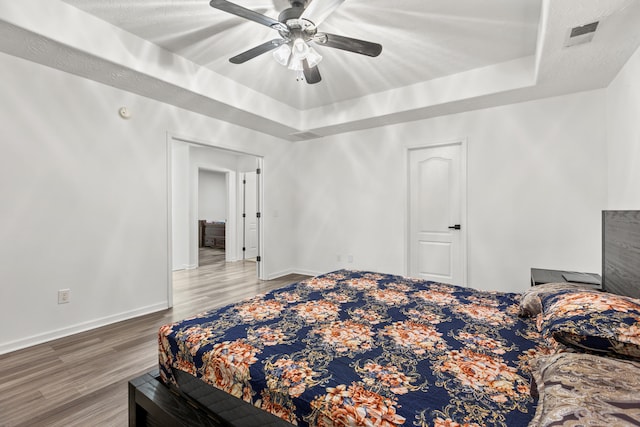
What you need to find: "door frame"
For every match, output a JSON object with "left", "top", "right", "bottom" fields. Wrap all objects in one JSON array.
[
  {"left": 166, "top": 132, "right": 265, "bottom": 308},
  {"left": 405, "top": 139, "right": 468, "bottom": 286}
]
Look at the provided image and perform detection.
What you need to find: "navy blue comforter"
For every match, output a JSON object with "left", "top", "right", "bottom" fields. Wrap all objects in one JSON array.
[{"left": 159, "top": 270, "right": 548, "bottom": 426}]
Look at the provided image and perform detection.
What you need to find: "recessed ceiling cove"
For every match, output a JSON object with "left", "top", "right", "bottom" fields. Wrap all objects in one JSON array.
[{"left": 59, "top": 0, "right": 540, "bottom": 110}]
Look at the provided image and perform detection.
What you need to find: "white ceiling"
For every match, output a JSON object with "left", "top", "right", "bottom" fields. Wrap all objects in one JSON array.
[
  {"left": 59, "top": 0, "right": 541, "bottom": 110},
  {"left": 1, "top": 0, "right": 639, "bottom": 140}
]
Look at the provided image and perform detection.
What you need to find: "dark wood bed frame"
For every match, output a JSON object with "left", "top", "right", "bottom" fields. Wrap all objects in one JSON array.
[
  {"left": 129, "top": 370, "right": 218, "bottom": 427},
  {"left": 129, "top": 369, "right": 293, "bottom": 426}
]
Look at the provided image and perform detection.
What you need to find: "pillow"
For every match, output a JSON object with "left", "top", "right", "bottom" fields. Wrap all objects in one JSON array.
[
  {"left": 538, "top": 289, "right": 640, "bottom": 360},
  {"left": 518, "top": 282, "right": 591, "bottom": 317},
  {"left": 529, "top": 352, "right": 640, "bottom": 427}
]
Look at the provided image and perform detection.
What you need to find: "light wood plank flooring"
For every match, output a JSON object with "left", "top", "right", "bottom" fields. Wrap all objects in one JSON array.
[{"left": 0, "top": 249, "right": 309, "bottom": 427}]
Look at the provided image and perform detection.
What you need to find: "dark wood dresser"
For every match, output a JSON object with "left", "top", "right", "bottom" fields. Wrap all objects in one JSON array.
[{"left": 199, "top": 221, "right": 225, "bottom": 249}]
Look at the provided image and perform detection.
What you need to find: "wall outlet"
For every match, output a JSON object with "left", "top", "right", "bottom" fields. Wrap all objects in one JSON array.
[{"left": 58, "top": 289, "right": 70, "bottom": 304}]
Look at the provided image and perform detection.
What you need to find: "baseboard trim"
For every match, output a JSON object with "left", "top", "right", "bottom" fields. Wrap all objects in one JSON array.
[
  {"left": 266, "top": 269, "right": 292, "bottom": 280},
  {"left": 293, "top": 268, "right": 325, "bottom": 277},
  {"left": 0, "top": 302, "right": 168, "bottom": 355},
  {"left": 172, "top": 264, "right": 195, "bottom": 272},
  {"left": 267, "top": 268, "right": 324, "bottom": 280}
]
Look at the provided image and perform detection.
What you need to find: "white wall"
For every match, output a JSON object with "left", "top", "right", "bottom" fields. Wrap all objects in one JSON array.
[
  {"left": 263, "top": 151, "right": 298, "bottom": 278},
  {"left": 171, "top": 143, "right": 190, "bottom": 270},
  {"left": 0, "top": 51, "right": 293, "bottom": 354},
  {"left": 606, "top": 44, "right": 640, "bottom": 209},
  {"left": 198, "top": 171, "right": 227, "bottom": 223},
  {"left": 290, "top": 90, "right": 607, "bottom": 292}
]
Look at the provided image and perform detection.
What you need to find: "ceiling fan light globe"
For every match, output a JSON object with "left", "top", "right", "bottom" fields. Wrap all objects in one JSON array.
[
  {"left": 288, "top": 59, "right": 304, "bottom": 71},
  {"left": 305, "top": 46, "right": 322, "bottom": 68},
  {"left": 272, "top": 44, "right": 291, "bottom": 66},
  {"left": 291, "top": 38, "right": 310, "bottom": 61}
]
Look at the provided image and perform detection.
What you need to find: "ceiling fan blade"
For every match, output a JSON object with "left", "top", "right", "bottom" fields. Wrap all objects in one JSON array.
[
  {"left": 303, "top": 59, "right": 321, "bottom": 84},
  {"left": 229, "top": 39, "right": 286, "bottom": 64},
  {"left": 210, "top": 0, "right": 288, "bottom": 32},
  {"left": 300, "top": 0, "right": 345, "bottom": 26},
  {"left": 314, "top": 33, "right": 382, "bottom": 57}
]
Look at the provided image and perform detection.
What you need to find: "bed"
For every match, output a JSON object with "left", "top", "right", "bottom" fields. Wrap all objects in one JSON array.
[
  {"left": 129, "top": 212, "right": 640, "bottom": 427},
  {"left": 129, "top": 268, "right": 640, "bottom": 427},
  {"left": 147, "top": 270, "right": 550, "bottom": 426}
]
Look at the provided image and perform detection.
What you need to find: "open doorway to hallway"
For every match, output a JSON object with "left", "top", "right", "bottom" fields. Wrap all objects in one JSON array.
[{"left": 168, "top": 136, "right": 264, "bottom": 307}]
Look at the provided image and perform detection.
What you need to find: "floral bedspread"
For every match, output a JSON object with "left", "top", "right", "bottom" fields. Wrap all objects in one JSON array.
[{"left": 159, "top": 270, "right": 547, "bottom": 427}]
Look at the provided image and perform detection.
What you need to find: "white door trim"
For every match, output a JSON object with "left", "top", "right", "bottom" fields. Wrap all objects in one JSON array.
[
  {"left": 404, "top": 139, "right": 468, "bottom": 286},
  {"left": 165, "top": 132, "right": 266, "bottom": 308},
  {"left": 166, "top": 134, "right": 173, "bottom": 308}
]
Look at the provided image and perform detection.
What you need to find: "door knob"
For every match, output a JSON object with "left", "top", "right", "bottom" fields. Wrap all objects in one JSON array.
[{"left": 448, "top": 224, "right": 461, "bottom": 230}]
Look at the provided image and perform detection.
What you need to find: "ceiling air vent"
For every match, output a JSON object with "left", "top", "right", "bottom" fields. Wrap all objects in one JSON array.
[
  {"left": 564, "top": 21, "right": 599, "bottom": 47},
  {"left": 288, "top": 131, "right": 322, "bottom": 141}
]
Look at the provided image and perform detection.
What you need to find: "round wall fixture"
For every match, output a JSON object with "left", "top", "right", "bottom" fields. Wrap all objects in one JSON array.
[{"left": 118, "top": 107, "right": 132, "bottom": 119}]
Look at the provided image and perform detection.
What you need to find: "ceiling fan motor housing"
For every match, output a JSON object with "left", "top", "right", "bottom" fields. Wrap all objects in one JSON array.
[
  {"left": 289, "top": 0, "right": 309, "bottom": 9},
  {"left": 278, "top": 8, "right": 317, "bottom": 42}
]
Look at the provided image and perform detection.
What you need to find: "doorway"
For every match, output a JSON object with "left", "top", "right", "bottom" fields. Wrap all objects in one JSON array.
[
  {"left": 167, "top": 135, "right": 264, "bottom": 307},
  {"left": 407, "top": 142, "right": 467, "bottom": 285}
]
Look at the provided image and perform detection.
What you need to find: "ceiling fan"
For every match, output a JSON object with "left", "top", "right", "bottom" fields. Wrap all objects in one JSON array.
[{"left": 209, "top": 0, "right": 382, "bottom": 84}]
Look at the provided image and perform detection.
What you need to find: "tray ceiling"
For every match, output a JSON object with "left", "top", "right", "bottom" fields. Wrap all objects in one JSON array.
[
  {"left": 60, "top": 0, "right": 540, "bottom": 110},
  {"left": 1, "top": 0, "right": 639, "bottom": 140}
]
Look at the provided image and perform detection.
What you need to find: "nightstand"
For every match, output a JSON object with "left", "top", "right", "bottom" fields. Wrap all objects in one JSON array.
[{"left": 531, "top": 268, "right": 602, "bottom": 289}]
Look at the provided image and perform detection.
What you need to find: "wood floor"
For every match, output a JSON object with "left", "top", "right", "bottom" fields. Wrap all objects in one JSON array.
[{"left": 0, "top": 249, "right": 309, "bottom": 427}]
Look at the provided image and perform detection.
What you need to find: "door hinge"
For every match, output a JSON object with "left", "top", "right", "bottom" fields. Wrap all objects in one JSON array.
[
  {"left": 243, "top": 179, "right": 246, "bottom": 184},
  {"left": 256, "top": 212, "right": 261, "bottom": 218},
  {"left": 242, "top": 247, "right": 246, "bottom": 251},
  {"left": 256, "top": 256, "right": 261, "bottom": 262},
  {"left": 242, "top": 213, "right": 246, "bottom": 218},
  {"left": 256, "top": 168, "right": 261, "bottom": 175}
]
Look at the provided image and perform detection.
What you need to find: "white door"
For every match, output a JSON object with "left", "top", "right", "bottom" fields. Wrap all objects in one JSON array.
[
  {"left": 408, "top": 144, "right": 465, "bottom": 284},
  {"left": 243, "top": 172, "right": 259, "bottom": 259}
]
